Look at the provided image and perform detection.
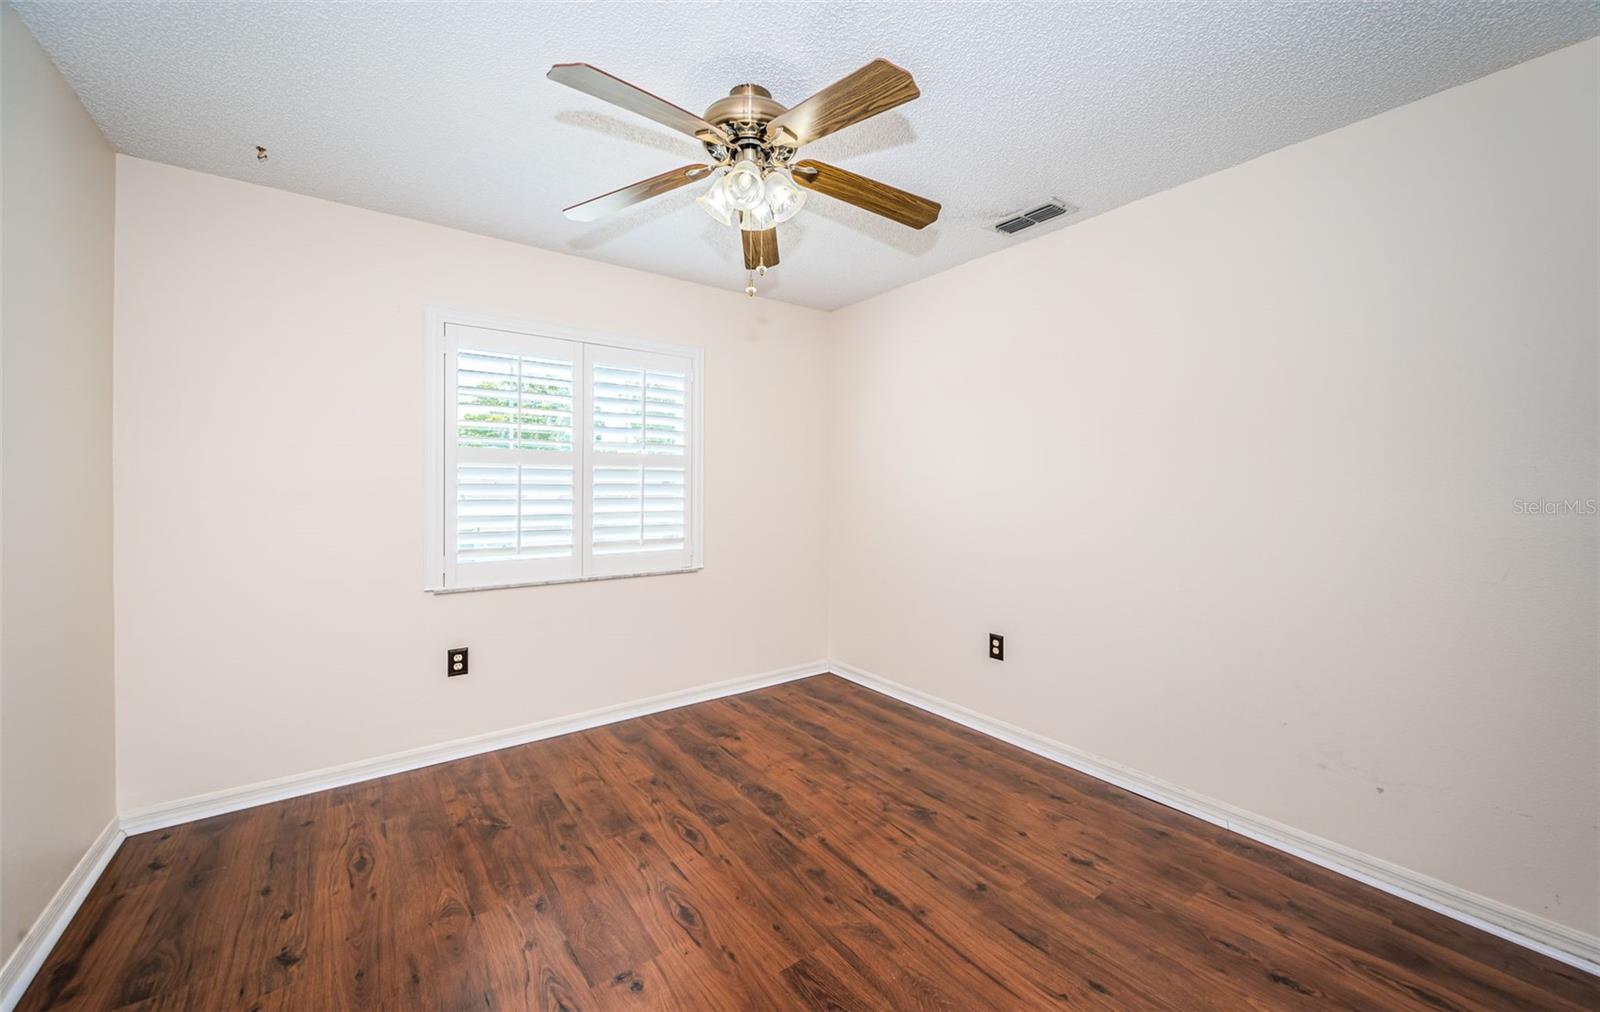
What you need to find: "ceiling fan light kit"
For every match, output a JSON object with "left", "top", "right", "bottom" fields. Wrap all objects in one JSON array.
[{"left": 548, "top": 59, "right": 941, "bottom": 296}]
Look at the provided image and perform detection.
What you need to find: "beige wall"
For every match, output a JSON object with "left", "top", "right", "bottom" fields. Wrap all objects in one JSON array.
[
  {"left": 0, "top": 4, "right": 117, "bottom": 959},
  {"left": 827, "top": 39, "right": 1599, "bottom": 935},
  {"left": 112, "top": 156, "right": 831, "bottom": 812}
]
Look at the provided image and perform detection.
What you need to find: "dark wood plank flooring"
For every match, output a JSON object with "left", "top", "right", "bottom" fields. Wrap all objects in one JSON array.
[{"left": 19, "top": 674, "right": 1598, "bottom": 1010}]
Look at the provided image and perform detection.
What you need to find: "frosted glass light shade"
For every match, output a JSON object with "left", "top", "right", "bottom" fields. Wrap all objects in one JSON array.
[
  {"left": 696, "top": 171, "right": 735, "bottom": 226},
  {"left": 739, "top": 200, "right": 775, "bottom": 232},
  {"left": 724, "top": 159, "right": 765, "bottom": 211},
  {"left": 764, "top": 168, "right": 806, "bottom": 223}
]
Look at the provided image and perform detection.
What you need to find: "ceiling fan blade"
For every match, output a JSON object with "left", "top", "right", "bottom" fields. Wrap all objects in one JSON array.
[
  {"left": 548, "top": 63, "right": 730, "bottom": 145},
  {"left": 791, "top": 160, "right": 940, "bottom": 230},
  {"left": 562, "top": 164, "right": 712, "bottom": 222},
  {"left": 742, "top": 228, "right": 779, "bottom": 270},
  {"left": 765, "top": 59, "right": 920, "bottom": 149}
]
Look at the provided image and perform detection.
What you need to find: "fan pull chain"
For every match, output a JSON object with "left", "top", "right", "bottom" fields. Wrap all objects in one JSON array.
[{"left": 745, "top": 271, "right": 757, "bottom": 297}]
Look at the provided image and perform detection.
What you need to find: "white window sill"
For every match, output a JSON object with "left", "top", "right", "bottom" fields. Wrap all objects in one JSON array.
[{"left": 426, "top": 565, "right": 703, "bottom": 595}]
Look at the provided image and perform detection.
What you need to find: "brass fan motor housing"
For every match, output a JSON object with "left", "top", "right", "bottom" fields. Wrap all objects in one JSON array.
[{"left": 704, "top": 84, "right": 786, "bottom": 135}]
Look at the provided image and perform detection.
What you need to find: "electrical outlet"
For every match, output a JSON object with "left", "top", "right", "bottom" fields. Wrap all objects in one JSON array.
[
  {"left": 447, "top": 647, "right": 468, "bottom": 677},
  {"left": 989, "top": 634, "right": 1004, "bottom": 661}
]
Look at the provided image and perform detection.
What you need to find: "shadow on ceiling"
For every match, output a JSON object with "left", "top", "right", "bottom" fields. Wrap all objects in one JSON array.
[
  {"left": 562, "top": 186, "right": 698, "bottom": 251},
  {"left": 553, "top": 110, "right": 704, "bottom": 159},
  {"left": 796, "top": 111, "right": 918, "bottom": 163},
  {"left": 801, "top": 196, "right": 940, "bottom": 257}
]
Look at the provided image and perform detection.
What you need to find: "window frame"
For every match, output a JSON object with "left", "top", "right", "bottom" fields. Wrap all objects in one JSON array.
[{"left": 424, "top": 308, "right": 704, "bottom": 593}]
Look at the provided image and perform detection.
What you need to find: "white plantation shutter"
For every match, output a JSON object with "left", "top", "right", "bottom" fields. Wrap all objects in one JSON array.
[
  {"left": 430, "top": 316, "right": 700, "bottom": 590},
  {"left": 444, "top": 324, "right": 582, "bottom": 586},
  {"left": 586, "top": 348, "right": 694, "bottom": 576}
]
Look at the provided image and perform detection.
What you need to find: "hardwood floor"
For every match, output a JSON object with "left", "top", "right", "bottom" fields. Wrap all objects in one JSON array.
[{"left": 19, "top": 674, "right": 1598, "bottom": 1010}]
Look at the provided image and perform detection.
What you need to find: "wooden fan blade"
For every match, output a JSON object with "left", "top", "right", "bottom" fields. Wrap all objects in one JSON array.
[
  {"left": 562, "top": 164, "right": 712, "bottom": 222},
  {"left": 791, "top": 160, "right": 940, "bottom": 230},
  {"left": 742, "top": 228, "right": 779, "bottom": 270},
  {"left": 765, "top": 59, "right": 919, "bottom": 149},
  {"left": 548, "top": 63, "right": 729, "bottom": 145}
]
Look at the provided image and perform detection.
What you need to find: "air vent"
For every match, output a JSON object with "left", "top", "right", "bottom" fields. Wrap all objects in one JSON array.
[{"left": 993, "top": 200, "right": 1078, "bottom": 235}]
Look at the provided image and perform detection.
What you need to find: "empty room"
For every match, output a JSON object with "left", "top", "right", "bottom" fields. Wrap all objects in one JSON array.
[{"left": 1, "top": 1, "right": 1597, "bottom": 1008}]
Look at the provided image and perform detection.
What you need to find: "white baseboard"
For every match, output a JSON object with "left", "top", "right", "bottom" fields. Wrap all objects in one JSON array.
[
  {"left": 0, "top": 818, "right": 125, "bottom": 1012},
  {"left": 827, "top": 660, "right": 1600, "bottom": 977},
  {"left": 119, "top": 659, "right": 830, "bottom": 835}
]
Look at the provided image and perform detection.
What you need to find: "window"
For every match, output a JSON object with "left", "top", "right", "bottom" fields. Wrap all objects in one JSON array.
[{"left": 425, "top": 311, "right": 702, "bottom": 591}]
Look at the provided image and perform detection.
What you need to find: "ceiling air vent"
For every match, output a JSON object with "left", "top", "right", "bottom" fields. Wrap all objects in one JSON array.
[{"left": 993, "top": 200, "right": 1078, "bottom": 235}]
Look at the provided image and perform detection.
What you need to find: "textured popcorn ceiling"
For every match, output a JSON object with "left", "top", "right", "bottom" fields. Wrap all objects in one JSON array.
[{"left": 15, "top": 1, "right": 1599, "bottom": 310}]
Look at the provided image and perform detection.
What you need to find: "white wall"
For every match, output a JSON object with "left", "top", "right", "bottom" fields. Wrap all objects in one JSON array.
[
  {"left": 827, "top": 39, "right": 1599, "bottom": 936},
  {"left": 113, "top": 157, "right": 830, "bottom": 812},
  {"left": 0, "top": 3, "right": 116, "bottom": 960}
]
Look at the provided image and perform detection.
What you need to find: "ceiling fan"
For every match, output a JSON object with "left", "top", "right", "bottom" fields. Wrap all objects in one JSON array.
[{"left": 547, "top": 59, "right": 941, "bottom": 295}]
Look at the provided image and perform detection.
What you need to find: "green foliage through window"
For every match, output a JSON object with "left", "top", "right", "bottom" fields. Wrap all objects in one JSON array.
[{"left": 457, "top": 350, "right": 574, "bottom": 450}]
